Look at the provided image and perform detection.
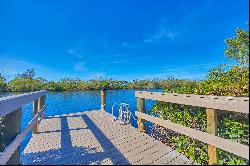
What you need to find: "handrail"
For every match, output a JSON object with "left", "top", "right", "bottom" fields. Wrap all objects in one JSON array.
[
  {"left": 0, "top": 105, "right": 45, "bottom": 165},
  {"left": 135, "top": 91, "right": 249, "bottom": 114},
  {"left": 0, "top": 90, "right": 47, "bottom": 165},
  {"left": 0, "top": 90, "right": 47, "bottom": 116},
  {"left": 136, "top": 111, "right": 249, "bottom": 159},
  {"left": 135, "top": 91, "right": 249, "bottom": 164}
]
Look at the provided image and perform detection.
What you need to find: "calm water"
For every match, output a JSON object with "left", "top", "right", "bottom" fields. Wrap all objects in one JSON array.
[{"left": 0, "top": 89, "right": 163, "bottom": 153}]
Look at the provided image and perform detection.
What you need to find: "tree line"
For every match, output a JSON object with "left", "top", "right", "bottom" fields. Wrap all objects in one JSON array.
[{"left": 0, "top": 69, "right": 199, "bottom": 92}]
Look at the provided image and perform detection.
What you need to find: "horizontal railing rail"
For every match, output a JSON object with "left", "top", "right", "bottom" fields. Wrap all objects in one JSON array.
[
  {"left": 135, "top": 91, "right": 249, "bottom": 114},
  {"left": 0, "top": 90, "right": 47, "bottom": 165},
  {"left": 135, "top": 91, "right": 249, "bottom": 165},
  {"left": 135, "top": 111, "right": 249, "bottom": 159},
  {"left": 0, "top": 90, "right": 47, "bottom": 116}
]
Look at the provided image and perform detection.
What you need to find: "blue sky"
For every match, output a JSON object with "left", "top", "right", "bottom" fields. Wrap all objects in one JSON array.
[{"left": 0, "top": 0, "right": 249, "bottom": 81}]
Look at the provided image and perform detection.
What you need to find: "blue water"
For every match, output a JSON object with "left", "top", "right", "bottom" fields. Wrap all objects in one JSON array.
[{"left": 0, "top": 89, "right": 163, "bottom": 153}]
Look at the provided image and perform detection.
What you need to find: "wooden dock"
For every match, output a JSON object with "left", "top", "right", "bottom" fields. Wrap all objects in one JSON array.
[
  {"left": 0, "top": 90, "right": 249, "bottom": 165},
  {"left": 22, "top": 110, "right": 194, "bottom": 165}
]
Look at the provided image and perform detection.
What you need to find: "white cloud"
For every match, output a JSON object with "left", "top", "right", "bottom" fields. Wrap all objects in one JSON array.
[
  {"left": 144, "top": 1, "right": 212, "bottom": 44},
  {"left": 83, "top": 72, "right": 106, "bottom": 80},
  {"left": 112, "top": 54, "right": 124, "bottom": 57},
  {"left": 0, "top": 55, "right": 63, "bottom": 81},
  {"left": 112, "top": 59, "right": 129, "bottom": 64},
  {"left": 74, "top": 62, "right": 86, "bottom": 72},
  {"left": 161, "top": 62, "right": 217, "bottom": 73},
  {"left": 121, "top": 42, "right": 130, "bottom": 47},
  {"left": 120, "top": 42, "right": 136, "bottom": 48},
  {"left": 153, "top": 62, "right": 219, "bottom": 80},
  {"left": 0, "top": 55, "right": 107, "bottom": 81},
  {"left": 144, "top": 18, "right": 178, "bottom": 44},
  {"left": 141, "top": 72, "right": 206, "bottom": 80},
  {"left": 67, "top": 49, "right": 82, "bottom": 58},
  {"left": 144, "top": 28, "right": 178, "bottom": 43}
]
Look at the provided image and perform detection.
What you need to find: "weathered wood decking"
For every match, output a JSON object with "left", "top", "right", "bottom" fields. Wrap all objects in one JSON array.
[{"left": 21, "top": 110, "right": 195, "bottom": 165}]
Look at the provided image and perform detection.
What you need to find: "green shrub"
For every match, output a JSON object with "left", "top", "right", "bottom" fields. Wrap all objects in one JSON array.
[{"left": 150, "top": 25, "right": 249, "bottom": 165}]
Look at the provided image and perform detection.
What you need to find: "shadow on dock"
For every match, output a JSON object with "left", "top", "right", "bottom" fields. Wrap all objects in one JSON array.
[{"left": 21, "top": 113, "right": 130, "bottom": 165}]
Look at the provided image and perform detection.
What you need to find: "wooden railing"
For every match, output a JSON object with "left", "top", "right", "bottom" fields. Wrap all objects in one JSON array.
[
  {"left": 135, "top": 91, "right": 249, "bottom": 165},
  {"left": 0, "top": 90, "right": 47, "bottom": 165}
]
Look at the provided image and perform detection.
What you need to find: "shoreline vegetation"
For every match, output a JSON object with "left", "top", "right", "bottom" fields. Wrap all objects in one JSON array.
[{"left": 0, "top": 69, "right": 199, "bottom": 92}]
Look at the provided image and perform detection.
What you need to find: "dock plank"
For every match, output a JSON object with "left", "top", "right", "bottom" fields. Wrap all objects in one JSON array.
[{"left": 22, "top": 110, "right": 194, "bottom": 165}]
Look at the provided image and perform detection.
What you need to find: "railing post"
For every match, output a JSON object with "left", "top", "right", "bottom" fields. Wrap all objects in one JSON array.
[
  {"left": 32, "top": 95, "right": 46, "bottom": 134},
  {"left": 32, "top": 99, "right": 39, "bottom": 134},
  {"left": 1, "top": 108, "right": 22, "bottom": 165},
  {"left": 206, "top": 108, "right": 218, "bottom": 165},
  {"left": 101, "top": 89, "right": 106, "bottom": 111},
  {"left": 137, "top": 97, "right": 146, "bottom": 132},
  {"left": 41, "top": 95, "right": 46, "bottom": 119}
]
